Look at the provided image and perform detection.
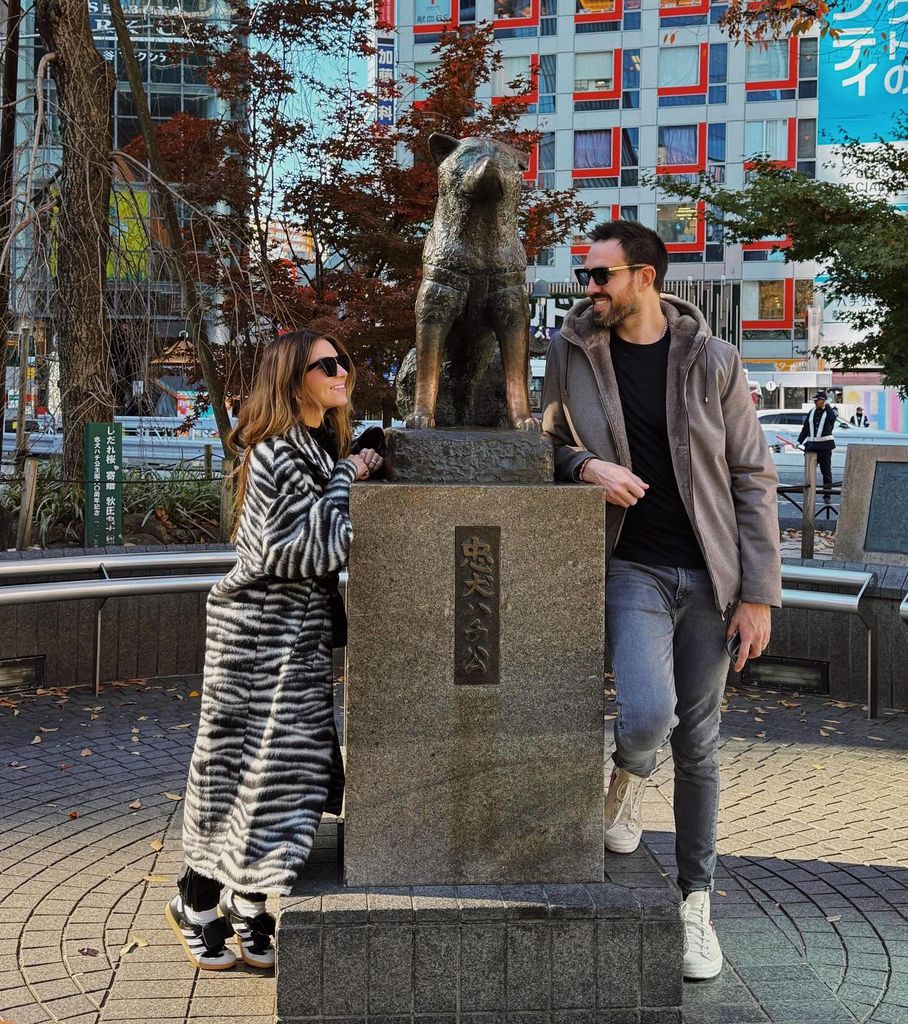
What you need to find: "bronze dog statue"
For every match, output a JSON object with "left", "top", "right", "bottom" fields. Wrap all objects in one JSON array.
[{"left": 405, "top": 133, "right": 540, "bottom": 432}]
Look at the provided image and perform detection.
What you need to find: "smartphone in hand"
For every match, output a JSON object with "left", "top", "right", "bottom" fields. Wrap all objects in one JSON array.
[{"left": 725, "top": 631, "right": 741, "bottom": 665}]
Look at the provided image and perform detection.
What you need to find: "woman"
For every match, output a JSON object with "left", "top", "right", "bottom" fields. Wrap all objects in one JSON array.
[{"left": 166, "top": 329, "right": 383, "bottom": 970}]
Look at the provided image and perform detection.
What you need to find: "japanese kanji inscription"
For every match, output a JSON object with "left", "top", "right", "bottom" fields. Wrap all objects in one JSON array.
[{"left": 454, "top": 526, "right": 501, "bottom": 685}]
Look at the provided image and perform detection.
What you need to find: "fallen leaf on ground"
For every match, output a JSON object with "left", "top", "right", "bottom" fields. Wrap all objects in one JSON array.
[
  {"left": 143, "top": 874, "right": 170, "bottom": 883},
  {"left": 118, "top": 935, "right": 149, "bottom": 957},
  {"left": 10, "top": 763, "right": 26, "bottom": 770},
  {"left": 68, "top": 810, "right": 78, "bottom": 819},
  {"left": 38, "top": 726, "right": 58, "bottom": 733},
  {"left": 30, "top": 736, "right": 41, "bottom": 744},
  {"left": 188, "top": 690, "right": 200, "bottom": 698},
  {"left": 820, "top": 729, "right": 830, "bottom": 737},
  {"left": 149, "top": 839, "right": 163, "bottom": 851},
  {"left": 163, "top": 792, "right": 183, "bottom": 802},
  {"left": 779, "top": 699, "right": 801, "bottom": 708},
  {"left": 128, "top": 800, "right": 142, "bottom": 810},
  {"left": 716, "top": 890, "right": 727, "bottom": 896},
  {"left": 867, "top": 735, "right": 885, "bottom": 741},
  {"left": 826, "top": 914, "right": 841, "bottom": 923},
  {"left": 169, "top": 724, "right": 191, "bottom": 730},
  {"left": 59, "top": 764, "right": 72, "bottom": 770},
  {"left": 754, "top": 717, "right": 763, "bottom": 723},
  {"left": 80, "top": 748, "right": 92, "bottom": 757},
  {"left": 756, "top": 731, "right": 766, "bottom": 738},
  {"left": 77, "top": 947, "right": 100, "bottom": 957},
  {"left": 811, "top": 763, "right": 826, "bottom": 770}
]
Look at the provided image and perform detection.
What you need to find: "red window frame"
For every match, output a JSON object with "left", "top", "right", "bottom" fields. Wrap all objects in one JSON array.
[
  {"left": 744, "top": 118, "right": 797, "bottom": 170},
  {"left": 745, "top": 37, "right": 799, "bottom": 92},
  {"left": 492, "top": 53, "right": 540, "bottom": 106},
  {"left": 493, "top": 0, "right": 541, "bottom": 30},
  {"left": 572, "top": 126, "right": 621, "bottom": 179},
  {"left": 573, "top": 49, "right": 622, "bottom": 102},
  {"left": 741, "top": 278, "right": 795, "bottom": 330},
  {"left": 656, "top": 122, "right": 708, "bottom": 175},
  {"left": 523, "top": 142, "right": 539, "bottom": 184},
  {"left": 571, "top": 205, "right": 621, "bottom": 258},
  {"left": 414, "top": 1, "right": 459, "bottom": 36},
  {"left": 574, "top": 0, "right": 623, "bottom": 26},
  {"left": 662, "top": 201, "right": 705, "bottom": 254},
  {"left": 657, "top": 43, "right": 708, "bottom": 98},
  {"left": 659, "top": 0, "right": 710, "bottom": 16}
]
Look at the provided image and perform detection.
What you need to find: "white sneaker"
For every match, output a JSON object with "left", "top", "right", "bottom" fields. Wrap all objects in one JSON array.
[
  {"left": 680, "top": 891, "right": 723, "bottom": 980},
  {"left": 219, "top": 890, "right": 276, "bottom": 969},
  {"left": 164, "top": 894, "right": 237, "bottom": 970},
  {"left": 604, "top": 767, "right": 646, "bottom": 853}
]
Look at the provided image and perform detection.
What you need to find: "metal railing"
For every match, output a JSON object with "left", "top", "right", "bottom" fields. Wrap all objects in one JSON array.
[
  {"left": 0, "top": 553, "right": 881, "bottom": 714},
  {"left": 780, "top": 564, "right": 877, "bottom": 718},
  {"left": 901, "top": 592, "right": 908, "bottom": 625}
]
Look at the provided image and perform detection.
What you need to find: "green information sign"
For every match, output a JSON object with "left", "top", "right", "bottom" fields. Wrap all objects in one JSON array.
[{"left": 84, "top": 422, "right": 123, "bottom": 546}]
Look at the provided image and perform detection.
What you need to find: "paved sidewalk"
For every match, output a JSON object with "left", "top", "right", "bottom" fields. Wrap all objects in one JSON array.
[{"left": 1, "top": 675, "right": 906, "bottom": 1024}]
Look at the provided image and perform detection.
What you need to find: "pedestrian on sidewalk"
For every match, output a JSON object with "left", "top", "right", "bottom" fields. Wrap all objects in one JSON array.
[
  {"left": 542, "top": 220, "right": 781, "bottom": 980},
  {"left": 166, "top": 329, "right": 383, "bottom": 971},
  {"left": 798, "top": 391, "right": 837, "bottom": 505},
  {"left": 849, "top": 406, "right": 870, "bottom": 428}
]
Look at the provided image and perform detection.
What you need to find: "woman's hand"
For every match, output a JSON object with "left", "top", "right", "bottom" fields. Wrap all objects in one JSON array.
[{"left": 349, "top": 448, "right": 383, "bottom": 481}]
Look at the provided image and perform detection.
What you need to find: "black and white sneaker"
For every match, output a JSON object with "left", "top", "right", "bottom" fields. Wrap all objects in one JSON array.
[
  {"left": 218, "top": 890, "right": 276, "bottom": 969},
  {"left": 165, "top": 894, "right": 237, "bottom": 970}
]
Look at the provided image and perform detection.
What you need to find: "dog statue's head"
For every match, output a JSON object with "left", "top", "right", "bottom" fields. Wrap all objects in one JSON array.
[{"left": 429, "top": 133, "right": 530, "bottom": 206}]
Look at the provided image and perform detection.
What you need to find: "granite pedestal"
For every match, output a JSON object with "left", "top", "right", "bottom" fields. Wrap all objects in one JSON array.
[
  {"left": 277, "top": 819, "right": 685, "bottom": 1024},
  {"left": 343, "top": 483, "right": 606, "bottom": 886}
]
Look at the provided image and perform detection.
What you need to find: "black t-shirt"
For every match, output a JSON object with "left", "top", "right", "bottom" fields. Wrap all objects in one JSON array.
[
  {"left": 610, "top": 331, "right": 706, "bottom": 570},
  {"left": 309, "top": 423, "right": 338, "bottom": 461}
]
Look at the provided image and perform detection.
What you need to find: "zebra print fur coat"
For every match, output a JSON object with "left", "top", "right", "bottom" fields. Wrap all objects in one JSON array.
[{"left": 182, "top": 425, "right": 356, "bottom": 895}]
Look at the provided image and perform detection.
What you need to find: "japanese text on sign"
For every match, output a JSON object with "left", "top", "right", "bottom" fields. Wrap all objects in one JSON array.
[
  {"left": 454, "top": 526, "right": 500, "bottom": 685},
  {"left": 376, "top": 39, "right": 396, "bottom": 127},
  {"left": 84, "top": 423, "right": 123, "bottom": 546}
]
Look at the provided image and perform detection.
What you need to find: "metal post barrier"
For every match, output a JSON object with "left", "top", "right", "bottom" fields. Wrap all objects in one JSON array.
[
  {"left": 801, "top": 451, "right": 817, "bottom": 558},
  {"left": 15, "top": 456, "right": 38, "bottom": 550}
]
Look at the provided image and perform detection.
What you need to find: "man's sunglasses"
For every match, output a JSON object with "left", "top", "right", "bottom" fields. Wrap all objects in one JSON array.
[
  {"left": 573, "top": 264, "right": 648, "bottom": 287},
  {"left": 306, "top": 353, "right": 351, "bottom": 377}
]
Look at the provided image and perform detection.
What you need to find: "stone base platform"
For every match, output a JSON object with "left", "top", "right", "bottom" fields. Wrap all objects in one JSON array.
[
  {"left": 276, "top": 821, "right": 684, "bottom": 1024},
  {"left": 384, "top": 428, "right": 553, "bottom": 484}
]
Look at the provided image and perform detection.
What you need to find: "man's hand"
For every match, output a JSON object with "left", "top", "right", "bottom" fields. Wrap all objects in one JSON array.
[
  {"left": 727, "top": 601, "right": 772, "bottom": 673},
  {"left": 580, "top": 458, "right": 649, "bottom": 507}
]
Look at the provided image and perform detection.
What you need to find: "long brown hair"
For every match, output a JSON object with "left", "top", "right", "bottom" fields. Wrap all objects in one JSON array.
[{"left": 229, "top": 330, "right": 356, "bottom": 533}]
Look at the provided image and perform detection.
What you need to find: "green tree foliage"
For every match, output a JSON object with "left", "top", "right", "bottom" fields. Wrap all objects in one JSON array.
[{"left": 655, "top": 120, "right": 908, "bottom": 395}]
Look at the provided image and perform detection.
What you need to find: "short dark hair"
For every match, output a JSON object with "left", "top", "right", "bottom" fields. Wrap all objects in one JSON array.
[{"left": 588, "top": 220, "right": 668, "bottom": 292}]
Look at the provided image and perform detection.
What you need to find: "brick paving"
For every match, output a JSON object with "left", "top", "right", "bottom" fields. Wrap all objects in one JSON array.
[{"left": 1, "top": 674, "right": 907, "bottom": 1024}]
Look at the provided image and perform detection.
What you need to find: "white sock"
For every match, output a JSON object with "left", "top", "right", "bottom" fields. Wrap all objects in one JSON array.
[
  {"left": 183, "top": 903, "right": 218, "bottom": 926},
  {"left": 233, "top": 893, "right": 267, "bottom": 918}
]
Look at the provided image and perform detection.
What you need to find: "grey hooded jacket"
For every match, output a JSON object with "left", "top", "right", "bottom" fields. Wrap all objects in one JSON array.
[{"left": 542, "top": 294, "right": 781, "bottom": 614}]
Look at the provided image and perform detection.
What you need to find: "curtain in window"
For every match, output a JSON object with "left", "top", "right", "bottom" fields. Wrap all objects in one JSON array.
[
  {"left": 539, "top": 54, "right": 557, "bottom": 93},
  {"left": 539, "top": 132, "right": 556, "bottom": 170},
  {"left": 745, "top": 40, "right": 789, "bottom": 82},
  {"left": 574, "top": 129, "right": 613, "bottom": 169},
  {"left": 745, "top": 120, "right": 787, "bottom": 160},
  {"left": 658, "top": 46, "right": 700, "bottom": 88},
  {"left": 575, "top": 52, "right": 613, "bottom": 91},
  {"left": 658, "top": 126, "right": 697, "bottom": 165},
  {"left": 493, "top": 55, "right": 530, "bottom": 96}
]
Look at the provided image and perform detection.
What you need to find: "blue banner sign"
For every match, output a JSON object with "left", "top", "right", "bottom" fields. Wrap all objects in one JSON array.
[
  {"left": 376, "top": 38, "right": 395, "bottom": 127},
  {"left": 818, "top": 0, "right": 908, "bottom": 142}
]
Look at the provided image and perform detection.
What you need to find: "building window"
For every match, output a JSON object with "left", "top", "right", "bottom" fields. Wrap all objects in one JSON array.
[
  {"left": 705, "top": 204, "right": 724, "bottom": 263},
  {"left": 494, "top": 0, "right": 540, "bottom": 38},
  {"left": 575, "top": 51, "right": 614, "bottom": 92},
  {"left": 708, "top": 43, "right": 727, "bottom": 104},
  {"left": 620, "top": 205, "right": 638, "bottom": 221},
  {"left": 746, "top": 38, "right": 797, "bottom": 102},
  {"left": 659, "top": 44, "right": 701, "bottom": 89},
  {"left": 529, "top": 53, "right": 556, "bottom": 113},
  {"left": 538, "top": 131, "right": 555, "bottom": 189},
  {"left": 707, "top": 123, "right": 726, "bottom": 183},
  {"left": 624, "top": 0, "right": 641, "bottom": 29},
  {"left": 573, "top": 127, "right": 619, "bottom": 187},
  {"left": 797, "top": 118, "right": 816, "bottom": 178},
  {"left": 623, "top": 49, "right": 640, "bottom": 108},
  {"left": 745, "top": 119, "right": 790, "bottom": 162},
  {"left": 413, "top": 61, "right": 438, "bottom": 103},
  {"left": 658, "top": 125, "right": 699, "bottom": 168},
  {"left": 798, "top": 36, "right": 818, "bottom": 98},
  {"left": 657, "top": 203, "right": 700, "bottom": 245},
  {"left": 621, "top": 127, "right": 639, "bottom": 186},
  {"left": 742, "top": 280, "right": 787, "bottom": 321},
  {"left": 541, "top": 0, "right": 557, "bottom": 34},
  {"left": 575, "top": 0, "right": 622, "bottom": 34},
  {"left": 660, "top": 0, "right": 709, "bottom": 27},
  {"left": 493, "top": 54, "right": 536, "bottom": 99}
]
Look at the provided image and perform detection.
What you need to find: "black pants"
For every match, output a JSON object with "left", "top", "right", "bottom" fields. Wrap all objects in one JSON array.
[
  {"left": 816, "top": 447, "right": 833, "bottom": 501},
  {"left": 177, "top": 866, "right": 266, "bottom": 912}
]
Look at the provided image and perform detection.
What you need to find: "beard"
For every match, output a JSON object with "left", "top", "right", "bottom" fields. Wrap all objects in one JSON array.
[{"left": 589, "top": 286, "right": 639, "bottom": 328}]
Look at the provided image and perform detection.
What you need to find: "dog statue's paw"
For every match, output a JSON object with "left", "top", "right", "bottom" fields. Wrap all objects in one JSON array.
[
  {"left": 511, "top": 413, "right": 542, "bottom": 433},
  {"left": 406, "top": 411, "right": 436, "bottom": 430}
]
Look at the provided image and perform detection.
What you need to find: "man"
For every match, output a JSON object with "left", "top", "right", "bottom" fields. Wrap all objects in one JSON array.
[
  {"left": 849, "top": 406, "right": 870, "bottom": 428},
  {"left": 797, "top": 391, "right": 837, "bottom": 502},
  {"left": 542, "top": 221, "right": 781, "bottom": 980}
]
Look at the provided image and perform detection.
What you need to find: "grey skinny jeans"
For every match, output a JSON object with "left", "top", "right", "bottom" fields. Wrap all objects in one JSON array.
[{"left": 606, "top": 558, "right": 729, "bottom": 895}]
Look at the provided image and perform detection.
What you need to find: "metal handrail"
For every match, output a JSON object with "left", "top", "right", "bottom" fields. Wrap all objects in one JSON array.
[
  {"left": 0, "top": 574, "right": 225, "bottom": 606},
  {"left": 901, "top": 593, "right": 908, "bottom": 624},
  {"left": 780, "top": 564, "right": 877, "bottom": 717},
  {"left": 0, "top": 551, "right": 237, "bottom": 579}
]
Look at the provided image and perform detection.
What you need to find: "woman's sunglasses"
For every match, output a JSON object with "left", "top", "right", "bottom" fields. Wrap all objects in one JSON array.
[
  {"left": 306, "top": 353, "right": 351, "bottom": 377},
  {"left": 573, "top": 264, "right": 648, "bottom": 287}
]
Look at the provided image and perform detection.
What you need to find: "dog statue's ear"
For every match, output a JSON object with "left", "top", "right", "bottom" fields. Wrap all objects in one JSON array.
[{"left": 428, "top": 133, "right": 461, "bottom": 166}]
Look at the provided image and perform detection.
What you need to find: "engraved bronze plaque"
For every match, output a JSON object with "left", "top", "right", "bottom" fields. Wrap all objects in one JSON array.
[{"left": 454, "top": 526, "right": 501, "bottom": 685}]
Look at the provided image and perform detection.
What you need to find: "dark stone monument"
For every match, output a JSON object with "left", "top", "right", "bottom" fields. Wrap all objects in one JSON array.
[
  {"left": 835, "top": 444, "right": 908, "bottom": 566},
  {"left": 276, "top": 130, "right": 683, "bottom": 1024}
]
